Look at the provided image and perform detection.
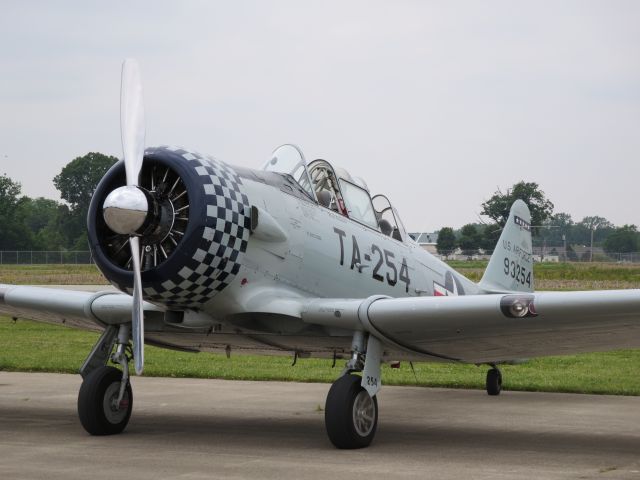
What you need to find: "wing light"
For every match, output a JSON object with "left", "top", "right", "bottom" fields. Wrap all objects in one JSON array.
[{"left": 500, "top": 295, "right": 537, "bottom": 319}]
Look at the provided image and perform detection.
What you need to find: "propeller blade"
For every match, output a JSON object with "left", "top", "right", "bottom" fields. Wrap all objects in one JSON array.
[
  {"left": 120, "top": 58, "right": 145, "bottom": 186},
  {"left": 129, "top": 236, "right": 145, "bottom": 375},
  {"left": 121, "top": 58, "right": 146, "bottom": 375}
]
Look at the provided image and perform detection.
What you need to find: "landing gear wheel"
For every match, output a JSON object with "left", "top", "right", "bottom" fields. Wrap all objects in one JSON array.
[
  {"left": 486, "top": 367, "right": 502, "bottom": 396},
  {"left": 78, "top": 366, "right": 133, "bottom": 435},
  {"left": 325, "top": 374, "right": 378, "bottom": 449}
]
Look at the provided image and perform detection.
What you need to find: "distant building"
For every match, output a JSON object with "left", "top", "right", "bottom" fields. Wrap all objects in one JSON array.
[
  {"left": 570, "top": 245, "right": 606, "bottom": 261},
  {"left": 408, "top": 232, "right": 439, "bottom": 254},
  {"left": 532, "top": 246, "right": 563, "bottom": 262}
]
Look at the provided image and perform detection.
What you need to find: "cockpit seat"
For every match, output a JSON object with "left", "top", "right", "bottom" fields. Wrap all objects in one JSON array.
[
  {"left": 379, "top": 219, "right": 393, "bottom": 236},
  {"left": 317, "top": 189, "right": 332, "bottom": 208}
]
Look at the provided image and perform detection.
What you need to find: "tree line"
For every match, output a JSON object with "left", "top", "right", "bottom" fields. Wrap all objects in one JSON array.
[
  {"left": 0, "top": 153, "right": 117, "bottom": 251},
  {"left": 436, "top": 182, "right": 640, "bottom": 257}
]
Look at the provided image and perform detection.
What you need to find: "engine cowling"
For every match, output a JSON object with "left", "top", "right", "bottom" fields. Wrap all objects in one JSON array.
[{"left": 88, "top": 146, "right": 251, "bottom": 309}]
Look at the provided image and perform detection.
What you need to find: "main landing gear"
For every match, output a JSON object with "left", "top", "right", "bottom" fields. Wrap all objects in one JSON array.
[
  {"left": 486, "top": 365, "right": 502, "bottom": 396},
  {"left": 325, "top": 332, "right": 381, "bottom": 449},
  {"left": 325, "top": 374, "right": 378, "bottom": 448},
  {"left": 77, "top": 324, "right": 134, "bottom": 435}
]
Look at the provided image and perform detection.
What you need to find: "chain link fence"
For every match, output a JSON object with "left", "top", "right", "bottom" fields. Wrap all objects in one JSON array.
[{"left": 0, "top": 251, "right": 94, "bottom": 265}]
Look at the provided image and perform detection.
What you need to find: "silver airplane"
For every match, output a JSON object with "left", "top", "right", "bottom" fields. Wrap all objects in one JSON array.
[{"left": 1, "top": 60, "right": 639, "bottom": 449}]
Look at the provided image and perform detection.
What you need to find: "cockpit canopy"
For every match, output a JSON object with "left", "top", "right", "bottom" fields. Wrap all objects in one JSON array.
[{"left": 264, "top": 144, "right": 408, "bottom": 242}]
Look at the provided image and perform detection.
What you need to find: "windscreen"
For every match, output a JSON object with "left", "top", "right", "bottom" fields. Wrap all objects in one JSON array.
[
  {"left": 339, "top": 179, "right": 378, "bottom": 229},
  {"left": 263, "top": 144, "right": 315, "bottom": 200},
  {"left": 372, "top": 194, "right": 407, "bottom": 242}
]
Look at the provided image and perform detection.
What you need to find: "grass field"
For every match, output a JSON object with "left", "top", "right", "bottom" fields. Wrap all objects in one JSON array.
[
  {"left": 0, "top": 264, "right": 106, "bottom": 285},
  {"left": 1, "top": 262, "right": 639, "bottom": 395},
  {"left": 449, "top": 260, "right": 640, "bottom": 289}
]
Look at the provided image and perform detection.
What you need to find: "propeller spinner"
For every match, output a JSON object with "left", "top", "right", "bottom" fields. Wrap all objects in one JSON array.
[{"left": 103, "top": 185, "right": 149, "bottom": 235}]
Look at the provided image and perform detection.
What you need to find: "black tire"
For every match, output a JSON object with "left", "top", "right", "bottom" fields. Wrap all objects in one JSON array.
[
  {"left": 78, "top": 366, "right": 133, "bottom": 435},
  {"left": 325, "top": 374, "right": 378, "bottom": 449},
  {"left": 486, "top": 368, "right": 502, "bottom": 396}
]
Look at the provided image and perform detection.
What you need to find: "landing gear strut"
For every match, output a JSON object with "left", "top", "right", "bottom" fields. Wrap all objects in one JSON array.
[
  {"left": 77, "top": 324, "right": 134, "bottom": 435},
  {"left": 486, "top": 366, "right": 502, "bottom": 396},
  {"left": 325, "top": 331, "right": 380, "bottom": 449}
]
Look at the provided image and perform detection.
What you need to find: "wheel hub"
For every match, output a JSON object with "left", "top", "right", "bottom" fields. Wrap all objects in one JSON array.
[
  {"left": 103, "top": 383, "right": 130, "bottom": 424},
  {"left": 352, "top": 390, "right": 375, "bottom": 437}
]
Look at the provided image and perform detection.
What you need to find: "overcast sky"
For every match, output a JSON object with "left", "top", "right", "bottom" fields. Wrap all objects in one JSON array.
[{"left": 1, "top": 1, "right": 638, "bottom": 231}]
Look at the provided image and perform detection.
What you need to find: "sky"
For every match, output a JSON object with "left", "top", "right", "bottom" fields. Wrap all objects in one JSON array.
[{"left": 1, "top": 1, "right": 639, "bottom": 232}]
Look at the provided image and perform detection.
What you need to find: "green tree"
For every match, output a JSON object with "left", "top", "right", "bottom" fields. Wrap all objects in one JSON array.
[
  {"left": 0, "top": 175, "right": 22, "bottom": 216},
  {"left": 481, "top": 181, "right": 554, "bottom": 233},
  {"left": 436, "top": 227, "right": 456, "bottom": 256},
  {"left": 18, "top": 197, "right": 70, "bottom": 250},
  {"left": 0, "top": 175, "right": 35, "bottom": 250},
  {"left": 34, "top": 223, "right": 68, "bottom": 251},
  {"left": 603, "top": 225, "right": 639, "bottom": 254},
  {"left": 19, "top": 197, "right": 61, "bottom": 232},
  {"left": 53, "top": 152, "right": 118, "bottom": 247},
  {"left": 574, "top": 216, "right": 614, "bottom": 246},
  {"left": 53, "top": 152, "right": 118, "bottom": 210},
  {"left": 458, "top": 223, "right": 481, "bottom": 256},
  {"left": 479, "top": 223, "right": 502, "bottom": 252},
  {"left": 542, "top": 212, "right": 573, "bottom": 245}
]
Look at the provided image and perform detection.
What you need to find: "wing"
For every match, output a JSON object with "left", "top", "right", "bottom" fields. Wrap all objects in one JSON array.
[
  {"left": 0, "top": 284, "right": 164, "bottom": 331},
  {"left": 5, "top": 283, "right": 640, "bottom": 364},
  {"left": 302, "top": 290, "right": 640, "bottom": 363}
]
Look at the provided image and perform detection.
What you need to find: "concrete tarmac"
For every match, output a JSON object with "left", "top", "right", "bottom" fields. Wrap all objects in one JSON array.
[{"left": 0, "top": 372, "right": 639, "bottom": 480}]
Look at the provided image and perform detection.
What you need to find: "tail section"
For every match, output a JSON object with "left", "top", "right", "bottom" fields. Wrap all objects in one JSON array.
[{"left": 479, "top": 200, "right": 534, "bottom": 293}]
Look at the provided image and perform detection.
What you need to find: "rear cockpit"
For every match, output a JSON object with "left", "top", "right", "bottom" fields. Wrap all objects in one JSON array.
[{"left": 263, "top": 144, "right": 409, "bottom": 242}]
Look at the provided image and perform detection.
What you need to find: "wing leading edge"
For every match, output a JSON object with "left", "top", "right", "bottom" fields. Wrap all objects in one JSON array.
[
  {"left": 303, "top": 290, "right": 640, "bottom": 363},
  {"left": 0, "top": 284, "right": 164, "bottom": 331}
]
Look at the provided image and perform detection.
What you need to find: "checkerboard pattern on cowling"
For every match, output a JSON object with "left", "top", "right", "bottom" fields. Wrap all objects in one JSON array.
[{"left": 138, "top": 146, "right": 251, "bottom": 308}]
